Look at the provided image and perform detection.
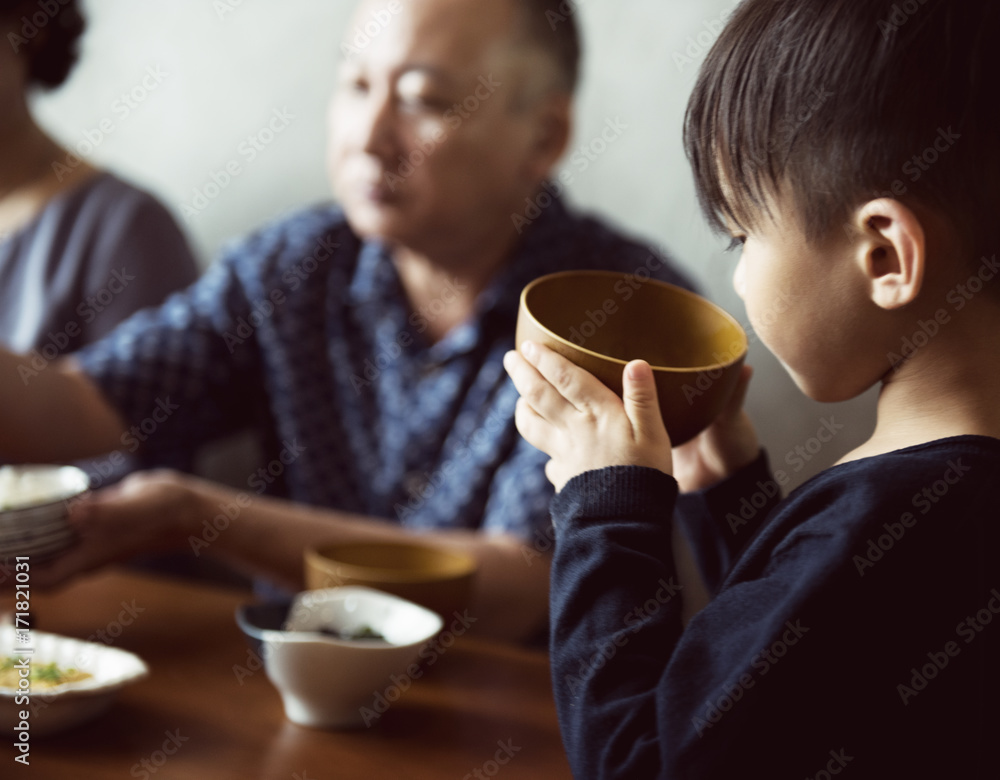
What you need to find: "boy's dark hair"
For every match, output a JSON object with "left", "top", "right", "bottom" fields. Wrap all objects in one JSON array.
[
  {"left": 684, "top": 0, "right": 1000, "bottom": 268},
  {"left": 1, "top": 0, "right": 85, "bottom": 89},
  {"left": 513, "top": 0, "right": 582, "bottom": 94}
]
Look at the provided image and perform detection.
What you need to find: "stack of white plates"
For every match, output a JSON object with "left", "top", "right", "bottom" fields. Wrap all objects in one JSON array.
[{"left": 0, "top": 466, "right": 89, "bottom": 561}]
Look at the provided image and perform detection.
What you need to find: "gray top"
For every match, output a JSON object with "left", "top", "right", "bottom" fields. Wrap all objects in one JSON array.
[{"left": 0, "top": 172, "right": 199, "bottom": 354}]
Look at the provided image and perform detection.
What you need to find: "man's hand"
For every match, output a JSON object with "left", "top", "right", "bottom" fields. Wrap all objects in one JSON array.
[
  {"left": 32, "top": 470, "right": 197, "bottom": 589},
  {"left": 671, "top": 365, "right": 760, "bottom": 493},
  {"left": 504, "top": 342, "right": 673, "bottom": 492},
  {"left": 25, "top": 465, "right": 550, "bottom": 641}
]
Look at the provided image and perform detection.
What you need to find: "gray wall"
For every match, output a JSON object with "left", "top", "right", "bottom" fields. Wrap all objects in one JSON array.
[{"left": 32, "top": 0, "right": 878, "bottom": 491}]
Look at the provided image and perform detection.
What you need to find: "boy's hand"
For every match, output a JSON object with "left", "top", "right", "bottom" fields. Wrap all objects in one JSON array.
[
  {"left": 504, "top": 341, "right": 673, "bottom": 493},
  {"left": 672, "top": 365, "right": 760, "bottom": 493}
]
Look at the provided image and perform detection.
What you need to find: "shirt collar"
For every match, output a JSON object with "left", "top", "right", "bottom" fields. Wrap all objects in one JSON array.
[{"left": 345, "top": 238, "right": 397, "bottom": 306}]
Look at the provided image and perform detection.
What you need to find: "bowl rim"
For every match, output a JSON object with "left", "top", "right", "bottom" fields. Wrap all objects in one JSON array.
[
  {"left": 519, "top": 270, "right": 749, "bottom": 374},
  {"left": 235, "top": 587, "right": 445, "bottom": 650},
  {"left": 305, "top": 541, "right": 478, "bottom": 585},
  {"left": 0, "top": 465, "right": 90, "bottom": 514}
]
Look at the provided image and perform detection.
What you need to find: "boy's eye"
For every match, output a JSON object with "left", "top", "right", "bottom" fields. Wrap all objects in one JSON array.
[{"left": 726, "top": 236, "right": 747, "bottom": 253}]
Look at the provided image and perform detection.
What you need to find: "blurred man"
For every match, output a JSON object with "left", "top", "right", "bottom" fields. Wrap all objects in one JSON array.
[{"left": 0, "top": 0, "right": 690, "bottom": 640}]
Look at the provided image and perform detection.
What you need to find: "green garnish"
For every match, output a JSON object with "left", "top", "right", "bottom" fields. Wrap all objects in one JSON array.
[{"left": 319, "top": 625, "right": 387, "bottom": 641}]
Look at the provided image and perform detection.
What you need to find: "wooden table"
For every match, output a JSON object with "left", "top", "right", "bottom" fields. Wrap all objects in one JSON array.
[{"left": 5, "top": 569, "right": 572, "bottom": 779}]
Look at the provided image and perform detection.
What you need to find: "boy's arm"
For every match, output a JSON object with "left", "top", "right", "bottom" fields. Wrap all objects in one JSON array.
[
  {"left": 667, "top": 365, "right": 773, "bottom": 593},
  {"left": 502, "top": 343, "right": 797, "bottom": 775},
  {"left": 549, "top": 466, "right": 682, "bottom": 777},
  {"left": 674, "top": 450, "right": 780, "bottom": 594},
  {"left": 548, "top": 465, "right": 839, "bottom": 779}
]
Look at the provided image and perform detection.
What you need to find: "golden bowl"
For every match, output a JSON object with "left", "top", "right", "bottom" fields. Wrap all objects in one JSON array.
[
  {"left": 516, "top": 271, "right": 747, "bottom": 445},
  {"left": 304, "top": 542, "right": 477, "bottom": 621}
]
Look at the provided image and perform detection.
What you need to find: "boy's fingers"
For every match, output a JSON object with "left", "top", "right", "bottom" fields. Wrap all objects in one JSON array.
[
  {"left": 622, "top": 361, "right": 665, "bottom": 440},
  {"left": 521, "top": 342, "right": 618, "bottom": 412},
  {"left": 504, "top": 350, "right": 575, "bottom": 423},
  {"left": 514, "top": 397, "right": 554, "bottom": 454}
]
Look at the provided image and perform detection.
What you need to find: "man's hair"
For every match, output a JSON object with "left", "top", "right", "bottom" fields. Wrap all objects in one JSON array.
[
  {"left": 684, "top": 0, "right": 1000, "bottom": 266},
  {"left": 512, "top": 0, "right": 582, "bottom": 95},
  {"left": 1, "top": 0, "right": 85, "bottom": 89}
]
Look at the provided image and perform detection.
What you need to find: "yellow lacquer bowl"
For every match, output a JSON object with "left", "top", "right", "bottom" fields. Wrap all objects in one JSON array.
[{"left": 516, "top": 271, "right": 748, "bottom": 445}]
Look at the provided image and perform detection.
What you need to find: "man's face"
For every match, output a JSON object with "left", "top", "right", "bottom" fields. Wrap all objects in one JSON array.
[{"left": 328, "top": 0, "right": 554, "bottom": 252}]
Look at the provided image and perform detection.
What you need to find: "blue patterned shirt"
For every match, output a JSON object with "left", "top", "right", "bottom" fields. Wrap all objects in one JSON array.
[{"left": 76, "top": 196, "right": 693, "bottom": 542}]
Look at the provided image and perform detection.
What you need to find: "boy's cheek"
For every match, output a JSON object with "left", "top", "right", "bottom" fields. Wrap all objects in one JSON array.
[{"left": 733, "top": 255, "right": 747, "bottom": 299}]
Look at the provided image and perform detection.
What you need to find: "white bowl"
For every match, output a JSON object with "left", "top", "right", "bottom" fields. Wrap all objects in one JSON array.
[
  {"left": 0, "top": 466, "right": 89, "bottom": 561},
  {"left": 236, "top": 587, "right": 444, "bottom": 729},
  {"left": 0, "top": 627, "right": 149, "bottom": 736}
]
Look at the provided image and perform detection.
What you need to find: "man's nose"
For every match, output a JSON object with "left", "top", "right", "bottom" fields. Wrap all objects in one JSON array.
[{"left": 360, "top": 90, "right": 396, "bottom": 159}]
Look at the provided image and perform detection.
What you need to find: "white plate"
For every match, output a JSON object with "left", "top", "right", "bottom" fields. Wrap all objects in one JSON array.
[
  {"left": 0, "top": 526, "right": 75, "bottom": 545},
  {"left": 0, "top": 532, "right": 76, "bottom": 560},
  {"left": 0, "top": 628, "right": 148, "bottom": 735},
  {"left": 0, "top": 518, "right": 72, "bottom": 540},
  {"left": 0, "top": 466, "right": 89, "bottom": 514}
]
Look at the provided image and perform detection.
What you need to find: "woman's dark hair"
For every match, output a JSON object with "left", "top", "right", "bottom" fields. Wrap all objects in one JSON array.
[
  {"left": 684, "top": 0, "right": 1000, "bottom": 266},
  {"left": 1, "top": 0, "right": 85, "bottom": 89}
]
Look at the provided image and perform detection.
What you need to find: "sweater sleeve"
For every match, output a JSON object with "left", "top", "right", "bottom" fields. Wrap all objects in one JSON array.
[
  {"left": 550, "top": 465, "right": 839, "bottom": 779},
  {"left": 550, "top": 466, "right": 682, "bottom": 779},
  {"left": 673, "top": 451, "right": 780, "bottom": 594}
]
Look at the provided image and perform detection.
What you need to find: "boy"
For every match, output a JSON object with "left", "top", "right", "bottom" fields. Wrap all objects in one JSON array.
[{"left": 504, "top": 0, "right": 1000, "bottom": 776}]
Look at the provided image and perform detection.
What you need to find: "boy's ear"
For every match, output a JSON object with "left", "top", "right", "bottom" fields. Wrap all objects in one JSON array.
[{"left": 853, "top": 199, "right": 926, "bottom": 311}]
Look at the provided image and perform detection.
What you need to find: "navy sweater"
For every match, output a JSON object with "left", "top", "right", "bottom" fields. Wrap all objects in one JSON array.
[{"left": 549, "top": 436, "right": 1000, "bottom": 779}]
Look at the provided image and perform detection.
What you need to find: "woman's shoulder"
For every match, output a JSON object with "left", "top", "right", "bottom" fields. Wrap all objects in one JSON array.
[
  {"left": 71, "top": 171, "right": 177, "bottom": 221},
  {"left": 27, "top": 170, "right": 182, "bottom": 239}
]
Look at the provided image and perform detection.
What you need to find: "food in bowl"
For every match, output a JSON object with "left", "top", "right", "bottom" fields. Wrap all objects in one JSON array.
[
  {"left": 516, "top": 271, "right": 748, "bottom": 445},
  {"left": 0, "top": 658, "right": 93, "bottom": 691},
  {"left": 318, "top": 625, "right": 386, "bottom": 642}
]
